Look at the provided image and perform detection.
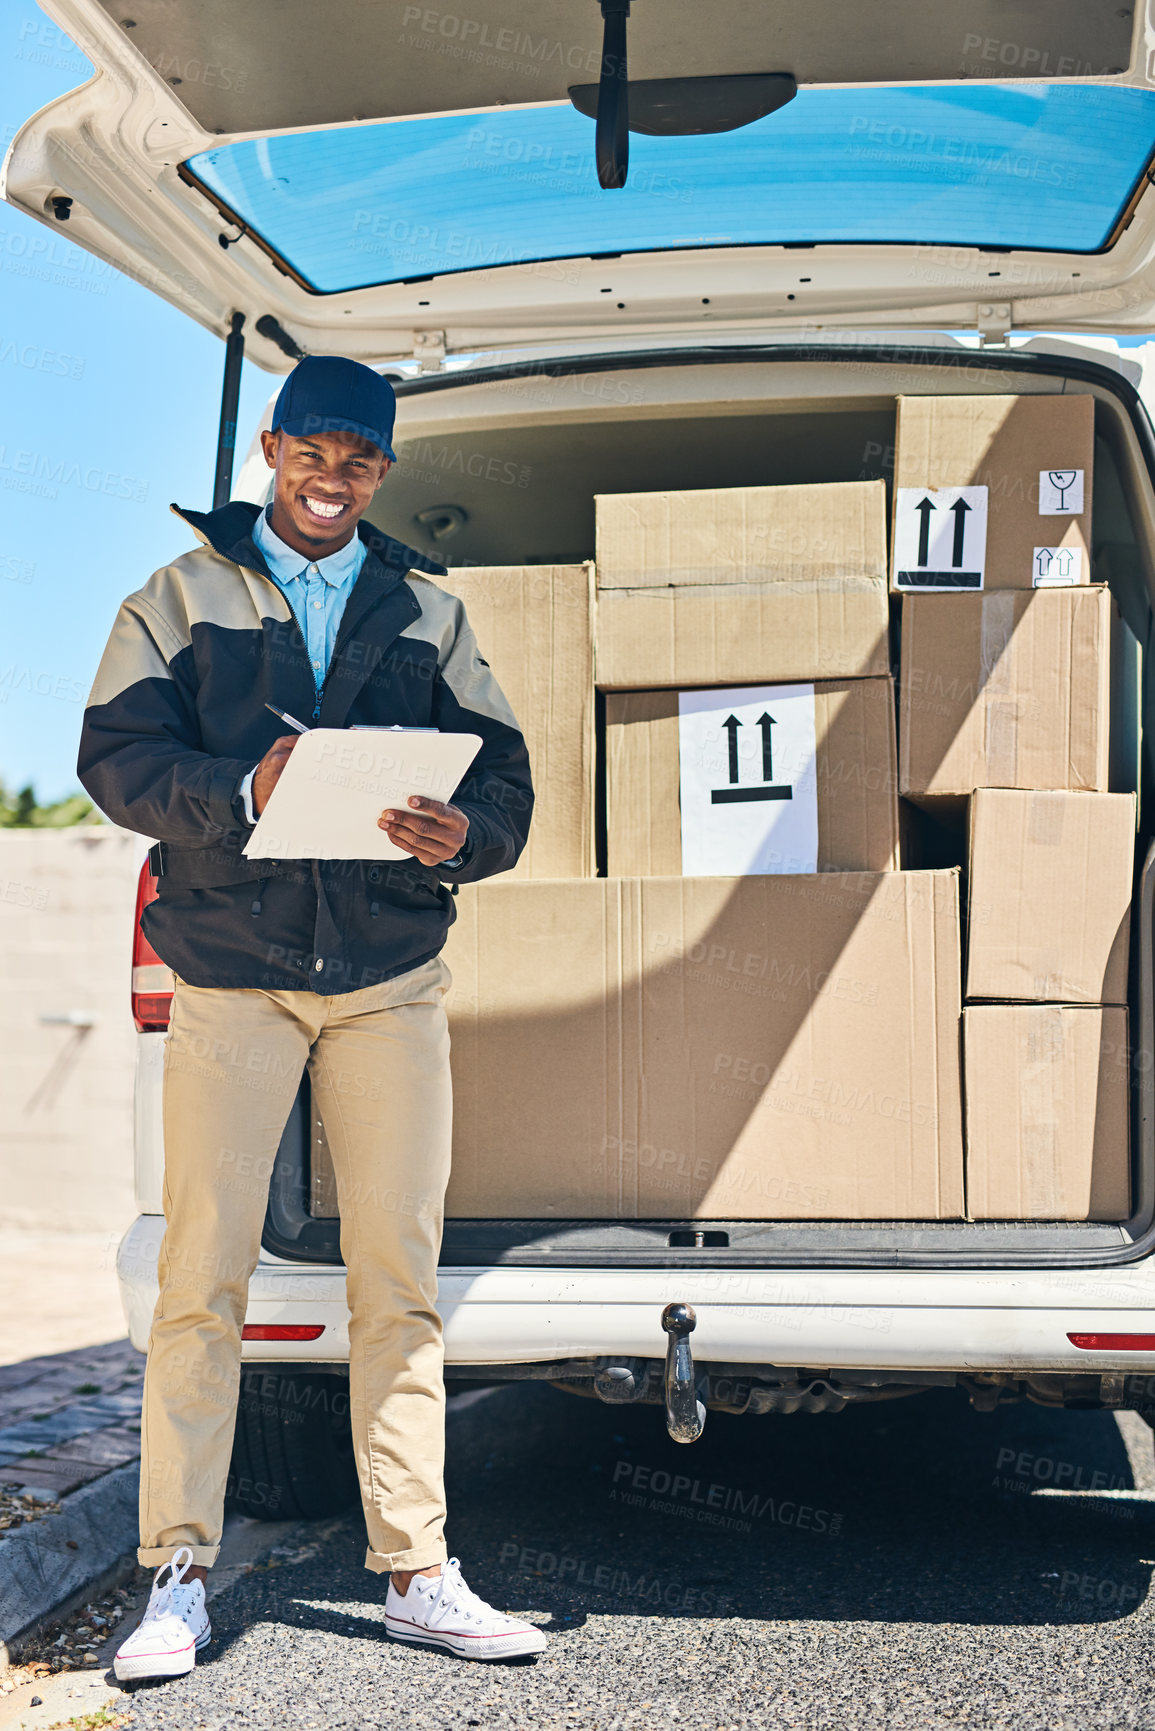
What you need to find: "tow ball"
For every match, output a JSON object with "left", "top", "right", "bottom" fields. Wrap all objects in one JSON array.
[{"left": 661, "top": 1302, "right": 706, "bottom": 1443}]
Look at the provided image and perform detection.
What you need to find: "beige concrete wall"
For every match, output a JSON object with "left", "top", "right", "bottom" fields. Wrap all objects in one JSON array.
[{"left": 0, "top": 828, "right": 143, "bottom": 1233}]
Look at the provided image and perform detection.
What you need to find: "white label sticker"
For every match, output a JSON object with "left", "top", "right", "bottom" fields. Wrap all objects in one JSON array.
[
  {"left": 1038, "top": 468, "right": 1084, "bottom": 515},
  {"left": 678, "top": 684, "right": 819, "bottom": 877},
  {"left": 893, "top": 485, "right": 988, "bottom": 590},
  {"left": 1032, "top": 546, "right": 1084, "bottom": 587}
]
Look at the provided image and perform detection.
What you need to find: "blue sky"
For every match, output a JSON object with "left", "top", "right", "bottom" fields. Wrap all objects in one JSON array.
[{"left": 0, "top": 3, "right": 274, "bottom": 800}]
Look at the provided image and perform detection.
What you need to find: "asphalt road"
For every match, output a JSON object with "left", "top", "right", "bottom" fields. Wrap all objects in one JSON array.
[{"left": 107, "top": 1381, "right": 1155, "bottom": 1731}]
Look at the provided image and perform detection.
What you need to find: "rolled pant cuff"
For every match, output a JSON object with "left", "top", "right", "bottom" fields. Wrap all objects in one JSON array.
[
  {"left": 138, "top": 1544, "right": 220, "bottom": 1569},
  {"left": 364, "top": 1541, "right": 448, "bottom": 1575}
]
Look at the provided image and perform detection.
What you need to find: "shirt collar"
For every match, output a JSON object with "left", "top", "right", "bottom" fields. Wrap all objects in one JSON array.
[{"left": 252, "top": 504, "right": 366, "bottom": 589}]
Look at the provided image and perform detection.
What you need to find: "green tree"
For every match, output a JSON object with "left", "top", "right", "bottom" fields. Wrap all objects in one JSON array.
[{"left": 0, "top": 780, "right": 101, "bottom": 828}]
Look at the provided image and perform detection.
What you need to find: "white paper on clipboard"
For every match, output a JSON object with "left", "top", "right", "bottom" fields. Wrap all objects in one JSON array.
[{"left": 242, "top": 727, "right": 481, "bottom": 861}]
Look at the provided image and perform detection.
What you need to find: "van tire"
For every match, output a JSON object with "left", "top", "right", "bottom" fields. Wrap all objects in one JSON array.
[{"left": 226, "top": 1367, "right": 359, "bottom": 1521}]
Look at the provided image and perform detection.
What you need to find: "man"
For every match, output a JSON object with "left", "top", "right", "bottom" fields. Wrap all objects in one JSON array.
[{"left": 78, "top": 355, "right": 542, "bottom": 1676}]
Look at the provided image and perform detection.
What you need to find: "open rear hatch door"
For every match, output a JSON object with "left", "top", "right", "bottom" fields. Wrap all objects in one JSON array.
[{"left": 5, "top": 0, "right": 1155, "bottom": 368}]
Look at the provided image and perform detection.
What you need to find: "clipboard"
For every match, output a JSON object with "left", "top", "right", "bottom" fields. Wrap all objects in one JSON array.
[{"left": 242, "top": 727, "right": 482, "bottom": 861}]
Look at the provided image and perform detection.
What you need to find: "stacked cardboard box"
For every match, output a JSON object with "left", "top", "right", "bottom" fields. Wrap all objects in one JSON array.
[
  {"left": 606, "top": 679, "right": 899, "bottom": 876},
  {"left": 438, "top": 564, "right": 595, "bottom": 879},
  {"left": 890, "top": 394, "right": 1094, "bottom": 594},
  {"left": 891, "top": 393, "right": 1133, "bottom": 1222},
  {"left": 442, "top": 872, "right": 964, "bottom": 1221},
  {"left": 898, "top": 586, "right": 1140, "bottom": 808},
  {"left": 962, "top": 789, "right": 1134, "bottom": 1221},
  {"left": 311, "top": 402, "right": 1140, "bottom": 1229},
  {"left": 433, "top": 476, "right": 970, "bottom": 1223},
  {"left": 597, "top": 481, "right": 898, "bottom": 885},
  {"left": 595, "top": 480, "right": 890, "bottom": 687},
  {"left": 966, "top": 790, "right": 1134, "bottom": 1006},
  {"left": 963, "top": 1007, "right": 1130, "bottom": 1221}
]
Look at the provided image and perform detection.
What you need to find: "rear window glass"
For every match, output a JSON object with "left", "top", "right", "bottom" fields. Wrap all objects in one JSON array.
[{"left": 184, "top": 83, "right": 1155, "bottom": 293}]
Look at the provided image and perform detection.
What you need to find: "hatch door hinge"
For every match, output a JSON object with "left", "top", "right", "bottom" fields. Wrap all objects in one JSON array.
[
  {"left": 413, "top": 329, "right": 446, "bottom": 372},
  {"left": 977, "top": 301, "right": 1012, "bottom": 347}
]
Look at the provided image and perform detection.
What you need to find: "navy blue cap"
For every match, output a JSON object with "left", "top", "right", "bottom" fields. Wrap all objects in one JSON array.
[{"left": 271, "top": 355, "right": 397, "bottom": 462}]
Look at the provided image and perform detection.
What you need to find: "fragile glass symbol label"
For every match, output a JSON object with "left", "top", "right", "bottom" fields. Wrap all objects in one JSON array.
[
  {"left": 893, "top": 486, "right": 988, "bottom": 590},
  {"left": 1038, "top": 469, "right": 1084, "bottom": 515}
]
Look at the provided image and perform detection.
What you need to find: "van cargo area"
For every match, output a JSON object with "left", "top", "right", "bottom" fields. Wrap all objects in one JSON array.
[{"left": 242, "top": 343, "right": 1155, "bottom": 1275}]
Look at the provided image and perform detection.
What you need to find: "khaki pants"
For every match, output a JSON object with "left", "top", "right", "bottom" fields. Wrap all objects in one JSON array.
[{"left": 139, "top": 957, "right": 453, "bottom": 1574}]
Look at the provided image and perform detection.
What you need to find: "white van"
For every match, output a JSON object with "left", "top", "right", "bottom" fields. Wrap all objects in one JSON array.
[{"left": 9, "top": 0, "right": 1155, "bottom": 1517}]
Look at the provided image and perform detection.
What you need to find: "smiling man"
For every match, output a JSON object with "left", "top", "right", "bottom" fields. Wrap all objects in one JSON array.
[{"left": 77, "top": 355, "right": 541, "bottom": 1678}]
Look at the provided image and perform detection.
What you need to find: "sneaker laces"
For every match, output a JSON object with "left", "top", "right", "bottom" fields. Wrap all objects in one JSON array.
[
  {"left": 421, "top": 1559, "right": 491, "bottom": 1628},
  {"left": 151, "top": 1545, "right": 198, "bottom": 1622}
]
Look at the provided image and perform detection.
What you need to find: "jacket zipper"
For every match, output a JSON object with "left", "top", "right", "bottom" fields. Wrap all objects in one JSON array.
[{"left": 279, "top": 607, "right": 325, "bottom": 723}]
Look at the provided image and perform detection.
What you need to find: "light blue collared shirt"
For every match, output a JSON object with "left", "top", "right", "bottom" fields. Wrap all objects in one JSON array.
[
  {"left": 238, "top": 507, "right": 370, "bottom": 824},
  {"left": 251, "top": 505, "right": 368, "bottom": 698}
]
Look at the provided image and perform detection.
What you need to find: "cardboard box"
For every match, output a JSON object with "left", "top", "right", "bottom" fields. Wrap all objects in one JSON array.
[
  {"left": 899, "top": 587, "right": 1112, "bottom": 801},
  {"left": 442, "top": 872, "right": 964, "bottom": 1220},
  {"left": 966, "top": 790, "right": 1135, "bottom": 1005},
  {"left": 964, "top": 1005, "right": 1130, "bottom": 1220},
  {"left": 594, "top": 481, "right": 890, "bottom": 688},
  {"left": 438, "top": 565, "right": 595, "bottom": 878},
  {"left": 892, "top": 394, "right": 1094, "bottom": 592},
  {"left": 606, "top": 678, "right": 900, "bottom": 877}
]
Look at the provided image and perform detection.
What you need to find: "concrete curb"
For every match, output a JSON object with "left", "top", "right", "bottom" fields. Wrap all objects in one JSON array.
[{"left": 0, "top": 1461, "right": 138, "bottom": 1657}]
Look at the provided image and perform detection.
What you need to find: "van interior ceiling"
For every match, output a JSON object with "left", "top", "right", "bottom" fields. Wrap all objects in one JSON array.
[{"left": 369, "top": 402, "right": 897, "bottom": 568}]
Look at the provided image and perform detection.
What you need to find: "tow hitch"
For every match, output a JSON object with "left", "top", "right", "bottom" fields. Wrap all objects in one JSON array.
[{"left": 661, "top": 1302, "right": 706, "bottom": 1443}]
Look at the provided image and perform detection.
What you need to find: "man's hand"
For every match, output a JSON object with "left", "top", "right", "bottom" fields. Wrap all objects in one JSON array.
[
  {"left": 379, "top": 795, "right": 469, "bottom": 867},
  {"left": 252, "top": 735, "right": 300, "bottom": 817}
]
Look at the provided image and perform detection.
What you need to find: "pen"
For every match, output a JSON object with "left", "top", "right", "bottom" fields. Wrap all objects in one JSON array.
[{"left": 265, "top": 703, "right": 311, "bottom": 734}]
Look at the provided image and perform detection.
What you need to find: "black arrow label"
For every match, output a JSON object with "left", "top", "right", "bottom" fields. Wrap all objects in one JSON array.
[
  {"left": 915, "top": 495, "right": 935, "bottom": 567},
  {"left": 710, "top": 709, "right": 791, "bottom": 804},
  {"left": 950, "top": 495, "right": 971, "bottom": 568},
  {"left": 897, "top": 488, "right": 983, "bottom": 589},
  {"left": 722, "top": 714, "right": 741, "bottom": 785},
  {"left": 757, "top": 713, "right": 776, "bottom": 782}
]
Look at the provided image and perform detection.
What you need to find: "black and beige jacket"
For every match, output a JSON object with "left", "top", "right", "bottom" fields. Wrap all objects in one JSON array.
[{"left": 78, "top": 502, "right": 533, "bottom": 993}]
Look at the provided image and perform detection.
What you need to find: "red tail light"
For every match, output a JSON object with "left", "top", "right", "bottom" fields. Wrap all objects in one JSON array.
[
  {"left": 242, "top": 1324, "right": 326, "bottom": 1341},
  {"left": 1068, "top": 1333, "right": 1155, "bottom": 1351},
  {"left": 132, "top": 859, "right": 173, "bottom": 1032}
]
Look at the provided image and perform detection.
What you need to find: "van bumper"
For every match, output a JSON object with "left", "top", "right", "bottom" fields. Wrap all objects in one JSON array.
[{"left": 116, "top": 1214, "right": 1155, "bottom": 1374}]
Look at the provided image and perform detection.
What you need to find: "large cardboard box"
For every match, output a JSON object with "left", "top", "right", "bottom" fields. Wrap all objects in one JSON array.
[
  {"left": 891, "top": 394, "right": 1094, "bottom": 593},
  {"left": 594, "top": 481, "right": 890, "bottom": 688},
  {"left": 899, "top": 588, "right": 1111, "bottom": 801},
  {"left": 964, "top": 1005, "right": 1130, "bottom": 1220},
  {"left": 438, "top": 565, "right": 595, "bottom": 878},
  {"left": 606, "top": 678, "right": 900, "bottom": 877},
  {"left": 442, "top": 872, "right": 964, "bottom": 1220},
  {"left": 966, "top": 789, "right": 1135, "bottom": 1005}
]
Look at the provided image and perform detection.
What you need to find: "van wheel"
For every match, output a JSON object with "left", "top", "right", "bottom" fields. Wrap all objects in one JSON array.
[{"left": 226, "top": 1368, "right": 359, "bottom": 1520}]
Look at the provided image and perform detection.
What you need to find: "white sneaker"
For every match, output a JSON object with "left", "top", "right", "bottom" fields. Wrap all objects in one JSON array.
[
  {"left": 385, "top": 1558, "right": 547, "bottom": 1661},
  {"left": 114, "top": 1546, "right": 211, "bottom": 1681}
]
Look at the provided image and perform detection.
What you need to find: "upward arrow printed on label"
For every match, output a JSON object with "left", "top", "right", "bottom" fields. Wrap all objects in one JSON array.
[
  {"left": 950, "top": 496, "right": 971, "bottom": 568},
  {"left": 915, "top": 496, "right": 935, "bottom": 568},
  {"left": 894, "top": 485, "right": 988, "bottom": 591},
  {"left": 722, "top": 714, "right": 741, "bottom": 785},
  {"left": 757, "top": 713, "right": 776, "bottom": 782},
  {"left": 684, "top": 684, "right": 810, "bottom": 837}
]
